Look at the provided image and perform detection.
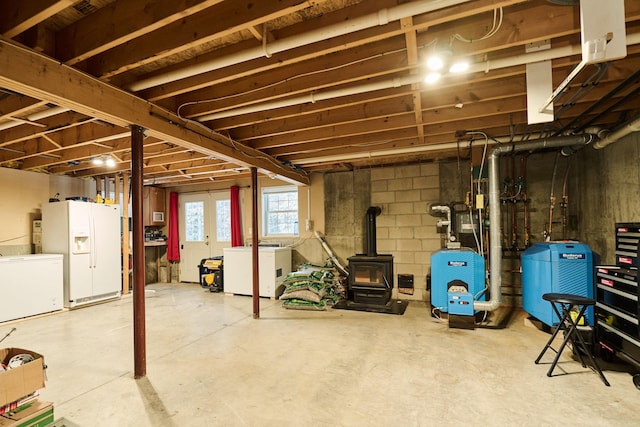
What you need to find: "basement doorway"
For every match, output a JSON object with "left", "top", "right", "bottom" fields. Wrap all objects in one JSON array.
[{"left": 178, "top": 192, "right": 232, "bottom": 282}]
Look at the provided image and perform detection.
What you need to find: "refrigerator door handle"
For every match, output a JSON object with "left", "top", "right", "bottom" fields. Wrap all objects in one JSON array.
[{"left": 90, "top": 211, "right": 96, "bottom": 268}]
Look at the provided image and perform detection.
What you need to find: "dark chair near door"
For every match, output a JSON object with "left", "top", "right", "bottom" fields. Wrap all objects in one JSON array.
[{"left": 535, "top": 292, "right": 610, "bottom": 386}]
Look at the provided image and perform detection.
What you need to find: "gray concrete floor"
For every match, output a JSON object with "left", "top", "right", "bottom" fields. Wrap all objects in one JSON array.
[{"left": 3, "top": 282, "right": 639, "bottom": 426}]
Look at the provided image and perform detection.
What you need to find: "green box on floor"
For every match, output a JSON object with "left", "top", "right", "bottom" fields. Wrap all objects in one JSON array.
[{"left": 0, "top": 400, "right": 54, "bottom": 427}]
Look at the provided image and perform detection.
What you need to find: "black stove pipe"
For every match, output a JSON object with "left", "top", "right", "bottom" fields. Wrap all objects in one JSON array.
[{"left": 366, "top": 206, "right": 382, "bottom": 256}]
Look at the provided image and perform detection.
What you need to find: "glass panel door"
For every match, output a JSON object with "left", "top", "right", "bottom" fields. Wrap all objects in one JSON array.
[
  {"left": 178, "top": 192, "right": 237, "bottom": 282},
  {"left": 179, "top": 194, "right": 210, "bottom": 282}
]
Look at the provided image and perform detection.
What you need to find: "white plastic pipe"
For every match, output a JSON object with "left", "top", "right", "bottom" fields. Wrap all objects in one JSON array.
[
  {"left": 198, "top": 76, "right": 413, "bottom": 121},
  {"left": 198, "top": 48, "right": 582, "bottom": 121},
  {"left": 0, "top": 106, "right": 69, "bottom": 131},
  {"left": 197, "top": 32, "right": 640, "bottom": 122},
  {"left": 593, "top": 115, "right": 640, "bottom": 149},
  {"left": 128, "top": 0, "right": 473, "bottom": 92}
]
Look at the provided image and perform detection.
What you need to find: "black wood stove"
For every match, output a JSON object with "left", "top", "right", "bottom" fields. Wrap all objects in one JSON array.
[{"left": 347, "top": 206, "right": 394, "bottom": 305}]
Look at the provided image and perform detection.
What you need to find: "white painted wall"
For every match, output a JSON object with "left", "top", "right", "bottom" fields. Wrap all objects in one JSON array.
[{"left": 0, "top": 167, "right": 95, "bottom": 254}]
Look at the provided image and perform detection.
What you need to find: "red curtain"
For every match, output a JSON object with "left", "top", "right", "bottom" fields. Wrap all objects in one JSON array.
[
  {"left": 230, "top": 185, "right": 243, "bottom": 246},
  {"left": 167, "top": 191, "right": 180, "bottom": 261}
]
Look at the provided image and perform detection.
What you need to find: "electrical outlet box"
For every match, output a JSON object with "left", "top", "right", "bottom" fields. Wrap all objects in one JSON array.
[{"left": 305, "top": 219, "right": 313, "bottom": 231}]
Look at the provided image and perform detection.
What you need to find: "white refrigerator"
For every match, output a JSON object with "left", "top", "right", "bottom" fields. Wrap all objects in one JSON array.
[{"left": 42, "top": 200, "right": 121, "bottom": 308}]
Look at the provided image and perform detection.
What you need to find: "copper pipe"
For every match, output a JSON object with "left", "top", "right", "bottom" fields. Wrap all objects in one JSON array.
[
  {"left": 131, "top": 125, "right": 146, "bottom": 379},
  {"left": 251, "top": 167, "right": 259, "bottom": 319}
]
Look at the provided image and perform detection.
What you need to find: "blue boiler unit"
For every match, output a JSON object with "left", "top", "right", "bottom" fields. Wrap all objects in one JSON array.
[
  {"left": 521, "top": 242, "right": 595, "bottom": 327},
  {"left": 430, "top": 249, "right": 486, "bottom": 314}
]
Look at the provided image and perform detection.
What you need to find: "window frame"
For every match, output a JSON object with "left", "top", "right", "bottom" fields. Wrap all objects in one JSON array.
[
  {"left": 215, "top": 198, "right": 231, "bottom": 242},
  {"left": 261, "top": 185, "right": 299, "bottom": 237}
]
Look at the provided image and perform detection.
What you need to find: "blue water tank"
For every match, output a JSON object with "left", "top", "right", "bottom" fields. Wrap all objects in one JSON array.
[
  {"left": 430, "top": 249, "right": 486, "bottom": 313},
  {"left": 521, "top": 242, "right": 595, "bottom": 326}
]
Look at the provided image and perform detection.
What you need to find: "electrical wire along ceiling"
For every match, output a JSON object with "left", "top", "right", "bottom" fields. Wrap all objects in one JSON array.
[{"left": 0, "top": 0, "right": 639, "bottom": 186}]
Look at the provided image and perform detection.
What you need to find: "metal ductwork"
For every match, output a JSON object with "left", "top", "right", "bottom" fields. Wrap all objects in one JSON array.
[{"left": 474, "top": 133, "right": 596, "bottom": 311}]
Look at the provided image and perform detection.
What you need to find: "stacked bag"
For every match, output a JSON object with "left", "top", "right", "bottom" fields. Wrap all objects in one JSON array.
[{"left": 279, "top": 263, "right": 344, "bottom": 310}]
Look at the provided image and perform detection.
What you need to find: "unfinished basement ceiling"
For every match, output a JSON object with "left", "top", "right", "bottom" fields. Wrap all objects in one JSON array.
[{"left": 0, "top": 0, "right": 639, "bottom": 186}]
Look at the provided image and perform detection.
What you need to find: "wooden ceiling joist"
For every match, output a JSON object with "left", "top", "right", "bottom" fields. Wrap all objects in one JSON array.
[{"left": 0, "top": 37, "right": 309, "bottom": 185}]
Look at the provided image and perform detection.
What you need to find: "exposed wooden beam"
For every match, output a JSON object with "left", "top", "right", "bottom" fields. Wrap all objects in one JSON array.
[
  {"left": 181, "top": 39, "right": 410, "bottom": 119},
  {"left": 136, "top": 0, "right": 529, "bottom": 101},
  {"left": 0, "top": 112, "right": 90, "bottom": 148},
  {"left": 0, "top": 38, "right": 309, "bottom": 185},
  {"left": 401, "top": 16, "right": 425, "bottom": 145},
  {"left": 84, "top": 0, "right": 313, "bottom": 79},
  {"left": 0, "top": 122, "right": 127, "bottom": 163},
  {"left": 211, "top": 87, "right": 411, "bottom": 130},
  {"left": 56, "top": 0, "right": 225, "bottom": 64},
  {"left": 234, "top": 95, "right": 415, "bottom": 141},
  {"left": 0, "top": 0, "right": 75, "bottom": 38},
  {"left": 0, "top": 97, "right": 47, "bottom": 120}
]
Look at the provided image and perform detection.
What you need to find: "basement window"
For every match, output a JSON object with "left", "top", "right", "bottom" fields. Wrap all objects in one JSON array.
[
  {"left": 262, "top": 186, "right": 298, "bottom": 236},
  {"left": 216, "top": 199, "right": 231, "bottom": 242},
  {"left": 185, "top": 201, "right": 204, "bottom": 242}
]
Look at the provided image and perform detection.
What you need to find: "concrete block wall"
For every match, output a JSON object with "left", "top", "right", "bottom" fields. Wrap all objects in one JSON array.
[
  {"left": 370, "top": 163, "right": 441, "bottom": 301},
  {"left": 577, "top": 131, "right": 640, "bottom": 263},
  {"left": 323, "top": 169, "right": 370, "bottom": 269},
  {"left": 319, "top": 130, "right": 640, "bottom": 307}
]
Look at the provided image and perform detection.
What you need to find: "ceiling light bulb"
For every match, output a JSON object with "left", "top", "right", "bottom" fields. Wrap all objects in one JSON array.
[
  {"left": 426, "top": 55, "right": 445, "bottom": 71},
  {"left": 449, "top": 60, "right": 470, "bottom": 73},
  {"left": 424, "top": 72, "right": 441, "bottom": 84},
  {"left": 92, "top": 157, "right": 104, "bottom": 165},
  {"left": 105, "top": 157, "right": 116, "bottom": 167}
]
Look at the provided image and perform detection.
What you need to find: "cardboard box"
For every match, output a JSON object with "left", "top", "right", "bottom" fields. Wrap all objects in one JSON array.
[
  {"left": 0, "top": 400, "right": 54, "bottom": 427},
  {"left": 0, "top": 349, "right": 45, "bottom": 408},
  {"left": 0, "top": 392, "right": 39, "bottom": 416}
]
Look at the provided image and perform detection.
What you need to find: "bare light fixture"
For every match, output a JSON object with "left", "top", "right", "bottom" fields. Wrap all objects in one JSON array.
[
  {"left": 424, "top": 48, "right": 470, "bottom": 84},
  {"left": 91, "top": 155, "right": 116, "bottom": 167},
  {"left": 426, "top": 54, "right": 446, "bottom": 71}
]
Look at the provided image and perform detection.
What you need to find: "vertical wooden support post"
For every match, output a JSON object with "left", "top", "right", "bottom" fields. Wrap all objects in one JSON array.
[
  {"left": 105, "top": 176, "right": 110, "bottom": 201},
  {"left": 113, "top": 174, "right": 119, "bottom": 206},
  {"left": 122, "top": 173, "right": 130, "bottom": 295},
  {"left": 251, "top": 167, "right": 259, "bottom": 319},
  {"left": 96, "top": 177, "right": 103, "bottom": 200},
  {"left": 131, "top": 125, "right": 146, "bottom": 379}
]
